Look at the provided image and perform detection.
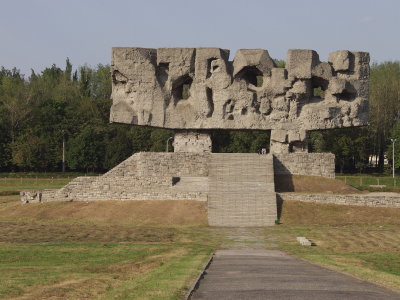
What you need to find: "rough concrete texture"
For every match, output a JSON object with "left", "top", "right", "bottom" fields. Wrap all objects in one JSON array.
[
  {"left": 173, "top": 131, "right": 212, "bottom": 153},
  {"left": 190, "top": 249, "right": 400, "bottom": 300},
  {"left": 110, "top": 47, "right": 369, "bottom": 152},
  {"left": 274, "top": 153, "right": 335, "bottom": 178}
]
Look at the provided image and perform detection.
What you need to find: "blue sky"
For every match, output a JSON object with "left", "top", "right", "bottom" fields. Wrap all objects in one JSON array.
[{"left": 1, "top": 0, "right": 399, "bottom": 76}]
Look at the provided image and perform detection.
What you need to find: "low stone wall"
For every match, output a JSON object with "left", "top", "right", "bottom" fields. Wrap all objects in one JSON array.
[
  {"left": 21, "top": 173, "right": 207, "bottom": 203},
  {"left": 21, "top": 189, "right": 207, "bottom": 203},
  {"left": 278, "top": 192, "right": 400, "bottom": 208},
  {"left": 274, "top": 153, "right": 335, "bottom": 178},
  {"left": 21, "top": 152, "right": 336, "bottom": 205}
]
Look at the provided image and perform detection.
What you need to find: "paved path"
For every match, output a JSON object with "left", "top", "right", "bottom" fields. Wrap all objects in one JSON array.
[{"left": 191, "top": 229, "right": 400, "bottom": 299}]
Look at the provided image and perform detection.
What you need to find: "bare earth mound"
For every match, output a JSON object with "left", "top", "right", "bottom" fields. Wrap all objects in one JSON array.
[
  {"left": 275, "top": 175, "right": 361, "bottom": 194},
  {"left": 0, "top": 197, "right": 207, "bottom": 225}
]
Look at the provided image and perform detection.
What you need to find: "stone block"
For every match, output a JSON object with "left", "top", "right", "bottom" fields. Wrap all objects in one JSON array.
[
  {"left": 233, "top": 49, "right": 275, "bottom": 77},
  {"left": 352, "top": 51, "right": 370, "bottom": 80},
  {"left": 195, "top": 48, "right": 229, "bottom": 81},
  {"left": 328, "top": 50, "right": 350, "bottom": 72},
  {"left": 286, "top": 49, "right": 319, "bottom": 79},
  {"left": 271, "top": 130, "right": 287, "bottom": 143},
  {"left": 312, "top": 62, "right": 333, "bottom": 81},
  {"left": 173, "top": 131, "right": 212, "bottom": 153},
  {"left": 297, "top": 237, "right": 313, "bottom": 246},
  {"left": 328, "top": 78, "right": 347, "bottom": 94},
  {"left": 270, "top": 141, "right": 290, "bottom": 154}
]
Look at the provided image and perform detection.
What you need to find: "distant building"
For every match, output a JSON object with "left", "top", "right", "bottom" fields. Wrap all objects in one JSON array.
[{"left": 369, "top": 155, "right": 388, "bottom": 167}]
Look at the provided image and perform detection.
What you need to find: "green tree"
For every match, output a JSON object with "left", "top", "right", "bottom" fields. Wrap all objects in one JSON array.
[
  {"left": 67, "top": 125, "right": 105, "bottom": 172},
  {"left": 103, "top": 125, "right": 133, "bottom": 169},
  {"left": 0, "top": 69, "right": 32, "bottom": 143},
  {"left": 310, "top": 128, "right": 370, "bottom": 173},
  {"left": 369, "top": 61, "right": 400, "bottom": 169}
]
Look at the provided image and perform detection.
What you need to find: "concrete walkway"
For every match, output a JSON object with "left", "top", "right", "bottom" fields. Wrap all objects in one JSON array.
[{"left": 190, "top": 249, "right": 400, "bottom": 300}]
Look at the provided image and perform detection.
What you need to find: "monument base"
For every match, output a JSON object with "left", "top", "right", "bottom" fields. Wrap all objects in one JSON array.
[
  {"left": 20, "top": 152, "right": 335, "bottom": 226},
  {"left": 173, "top": 131, "right": 212, "bottom": 153}
]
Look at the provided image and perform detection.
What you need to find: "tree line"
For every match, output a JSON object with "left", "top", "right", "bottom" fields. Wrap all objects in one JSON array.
[{"left": 0, "top": 60, "right": 399, "bottom": 173}]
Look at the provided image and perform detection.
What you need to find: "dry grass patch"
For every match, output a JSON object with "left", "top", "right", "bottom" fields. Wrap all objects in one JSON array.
[
  {"left": 280, "top": 200, "right": 400, "bottom": 225},
  {"left": 0, "top": 196, "right": 216, "bottom": 299},
  {"left": 0, "top": 197, "right": 207, "bottom": 226},
  {"left": 0, "top": 222, "right": 177, "bottom": 243},
  {"left": 269, "top": 200, "right": 400, "bottom": 292}
]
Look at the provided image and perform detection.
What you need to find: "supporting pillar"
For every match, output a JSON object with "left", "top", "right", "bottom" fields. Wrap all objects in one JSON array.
[
  {"left": 173, "top": 130, "right": 212, "bottom": 153},
  {"left": 270, "top": 129, "right": 308, "bottom": 154}
]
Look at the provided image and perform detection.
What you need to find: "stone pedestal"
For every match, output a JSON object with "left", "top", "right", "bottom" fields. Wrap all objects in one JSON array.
[
  {"left": 173, "top": 131, "right": 212, "bottom": 153},
  {"left": 269, "top": 129, "right": 308, "bottom": 154}
]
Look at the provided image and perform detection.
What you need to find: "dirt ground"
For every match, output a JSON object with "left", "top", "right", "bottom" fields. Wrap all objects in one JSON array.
[
  {"left": 275, "top": 175, "right": 362, "bottom": 194},
  {"left": 280, "top": 200, "right": 400, "bottom": 225},
  {"left": 0, "top": 197, "right": 208, "bottom": 226}
]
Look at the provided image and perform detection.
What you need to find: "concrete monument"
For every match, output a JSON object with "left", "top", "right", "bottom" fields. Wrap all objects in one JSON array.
[{"left": 21, "top": 47, "right": 370, "bottom": 227}]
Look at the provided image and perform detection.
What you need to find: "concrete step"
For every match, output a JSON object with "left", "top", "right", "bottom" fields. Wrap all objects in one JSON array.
[{"left": 208, "top": 153, "right": 277, "bottom": 227}]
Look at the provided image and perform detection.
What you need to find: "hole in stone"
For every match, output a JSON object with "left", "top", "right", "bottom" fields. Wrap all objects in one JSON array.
[
  {"left": 339, "top": 90, "right": 356, "bottom": 101},
  {"left": 172, "top": 177, "right": 180, "bottom": 185},
  {"left": 172, "top": 75, "right": 193, "bottom": 101},
  {"left": 113, "top": 71, "right": 128, "bottom": 84},
  {"left": 251, "top": 92, "right": 261, "bottom": 114},
  {"left": 206, "top": 87, "right": 214, "bottom": 117},
  {"left": 223, "top": 99, "right": 235, "bottom": 119},
  {"left": 157, "top": 62, "right": 169, "bottom": 87},
  {"left": 236, "top": 66, "right": 263, "bottom": 87},
  {"left": 207, "top": 58, "right": 217, "bottom": 79},
  {"left": 312, "top": 77, "right": 328, "bottom": 99}
]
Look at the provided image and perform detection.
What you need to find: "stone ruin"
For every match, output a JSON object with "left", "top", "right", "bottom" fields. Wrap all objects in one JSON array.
[{"left": 21, "top": 47, "right": 369, "bottom": 227}]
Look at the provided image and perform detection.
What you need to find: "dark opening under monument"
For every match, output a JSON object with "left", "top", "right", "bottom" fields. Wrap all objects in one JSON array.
[{"left": 21, "top": 47, "right": 370, "bottom": 226}]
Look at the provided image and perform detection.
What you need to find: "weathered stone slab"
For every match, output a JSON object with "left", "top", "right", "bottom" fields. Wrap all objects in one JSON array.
[
  {"left": 110, "top": 47, "right": 369, "bottom": 133},
  {"left": 110, "top": 47, "right": 369, "bottom": 153}
]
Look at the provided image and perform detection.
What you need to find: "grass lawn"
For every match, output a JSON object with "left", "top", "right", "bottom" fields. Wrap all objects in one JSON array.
[
  {"left": 270, "top": 225, "right": 400, "bottom": 292},
  {"left": 272, "top": 200, "right": 400, "bottom": 292},
  {"left": 0, "top": 177, "right": 73, "bottom": 193},
  {"left": 0, "top": 193, "right": 400, "bottom": 298},
  {"left": 0, "top": 196, "right": 216, "bottom": 300},
  {"left": 336, "top": 175, "right": 400, "bottom": 192}
]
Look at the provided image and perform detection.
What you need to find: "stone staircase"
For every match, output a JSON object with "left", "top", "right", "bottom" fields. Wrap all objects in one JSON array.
[
  {"left": 22, "top": 152, "right": 277, "bottom": 226},
  {"left": 208, "top": 154, "right": 277, "bottom": 226}
]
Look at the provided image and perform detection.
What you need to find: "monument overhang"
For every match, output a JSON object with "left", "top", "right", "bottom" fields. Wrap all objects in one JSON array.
[
  {"left": 20, "top": 47, "right": 370, "bottom": 227},
  {"left": 110, "top": 47, "right": 369, "bottom": 131}
]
